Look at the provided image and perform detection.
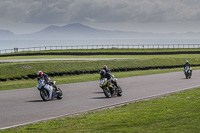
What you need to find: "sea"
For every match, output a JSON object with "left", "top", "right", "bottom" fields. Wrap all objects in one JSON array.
[{"left": 1, "top": 38, "right": 200, "bottom": 50}]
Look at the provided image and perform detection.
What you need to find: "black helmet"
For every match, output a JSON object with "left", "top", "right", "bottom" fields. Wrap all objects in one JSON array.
[
  {"left": 103, "top": 65, "right": 108, "bottom": 71},
  {"left": 100, "top": 70, "right": 105, "bottom": 76}
]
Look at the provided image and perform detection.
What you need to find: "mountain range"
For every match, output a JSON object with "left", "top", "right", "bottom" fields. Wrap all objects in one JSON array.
[{"left": 0, "top": 23, "right": 200, "bottom": 39}]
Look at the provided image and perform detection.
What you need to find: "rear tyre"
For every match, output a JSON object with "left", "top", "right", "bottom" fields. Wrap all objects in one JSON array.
[
  {"left": 185, "top": 72, "right": 188, "bottom": 79},
  {"left": 117, "top": 86, "right": 123, "bottom": 96},
  {"left": 56, "top": 88, "right": 63, "bottom": 99},
  {"left": 40, "top": 89, "right": 49, "bottom": 101}
]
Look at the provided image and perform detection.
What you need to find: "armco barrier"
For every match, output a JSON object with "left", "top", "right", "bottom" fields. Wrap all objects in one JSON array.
[
  {"left": 1, "top": 44, "right": 200, "bottom": 54},
  {"left": 1, "top": 64, "right": 199, "bottom": 82},
  {"left": 1, "top": 51, "right": 200, "bottom": 57}
]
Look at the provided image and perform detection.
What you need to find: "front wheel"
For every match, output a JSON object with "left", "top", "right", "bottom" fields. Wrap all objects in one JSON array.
[
  {"left": 56, "top": 88, "right": 63, "bottom": 99},
  {"left": 40, "top": 89, "right": 49, "bottom": 101},
  {"left": 103, "top": 87, "right": 112, "bottom": 98}
]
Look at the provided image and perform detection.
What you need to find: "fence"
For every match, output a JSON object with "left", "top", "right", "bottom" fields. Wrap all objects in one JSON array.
[{"left": 1, "top": 44, "right": 200, "bottom": 54}]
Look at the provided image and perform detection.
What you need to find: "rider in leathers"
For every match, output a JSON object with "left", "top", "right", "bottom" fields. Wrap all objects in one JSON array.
[
  {"left": 37, "top": 71, "right": 50, "bottom": 83},
  {"left": 184, "top": 60, "right": 191, "bottom": 70},
  {"left": 100, "top": 65, "right": 118, "bottom": 88},
  {"left": 183, "top": 60, "right": 191, "bottom": 74},
  {"left": 37, "top": 71, "right": 58, "bottom": 92}
]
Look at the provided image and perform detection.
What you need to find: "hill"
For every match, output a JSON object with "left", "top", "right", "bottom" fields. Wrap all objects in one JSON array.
[{"left": 1, "top": 23, "right": 200, "bottom": 39}]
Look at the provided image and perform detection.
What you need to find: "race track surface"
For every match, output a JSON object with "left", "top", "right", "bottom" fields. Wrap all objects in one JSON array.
[{"left": 1, "top": 70, "right": 200, "bottom": 129}]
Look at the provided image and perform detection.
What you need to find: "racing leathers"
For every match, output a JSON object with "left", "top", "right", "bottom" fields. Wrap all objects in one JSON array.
[
  {"left": 100, "top": 69, "right": 118, "bottom": 88},
  {"left": 184, "top": 62, "right": 191, "bottom": 73},
  {"left": 37, "top": 73, "right": 50, "bottom": 84},
  {"left": 37, "top": 73, "right": 58, "bottom": 92}
]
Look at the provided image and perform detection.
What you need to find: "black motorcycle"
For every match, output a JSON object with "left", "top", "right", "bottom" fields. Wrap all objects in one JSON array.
[
  {"left": 99, "top": 77, "right": 122, "bottom": 98},
  {"left": 184, "top": 67, "right": 192, "bottom": 79}
]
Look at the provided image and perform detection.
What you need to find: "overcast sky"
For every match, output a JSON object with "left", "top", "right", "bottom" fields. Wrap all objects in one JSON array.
[{"left": 1, "top": 0, "right": 200, "bottom": 34}]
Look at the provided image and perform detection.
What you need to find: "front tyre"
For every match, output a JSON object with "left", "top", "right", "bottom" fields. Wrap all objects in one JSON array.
[
  {"left": 56, "top": 88, "right": 63, "bottom": 99},
  {"left": 103, "top": 87, "right": 112, "bottom": 98},
  {"left": 40, "top": 89, "right": 49, "bottom": 101}
]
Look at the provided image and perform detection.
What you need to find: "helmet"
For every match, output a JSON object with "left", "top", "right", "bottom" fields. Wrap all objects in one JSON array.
[
  {"left": 103, "top": 65, "right": 108, "bottom": 71},
  {"left": 100, "top": 70, "right": 105, "bottom": 76},
  {"left": 37, "top": 71, "right": 43, "bottom": 77},
  {"left": 186, "top": 60, "right": 189, "bottom": 64}
]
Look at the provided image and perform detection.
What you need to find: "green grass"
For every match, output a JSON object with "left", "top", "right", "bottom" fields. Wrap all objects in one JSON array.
[
  {"left": 1, "top": 54, "right": 200, "bottom": 79},
  {"left": 1, "top": 53, "right": 200, "bottom": 60},
  {"left": 2, "top": 85, "right": 200, "bottom": 133}
]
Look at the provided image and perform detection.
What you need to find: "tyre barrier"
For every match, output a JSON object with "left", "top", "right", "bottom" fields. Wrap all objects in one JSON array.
[
  {"left": 27, "top": 74, "right": 37, "bottom": 79},
  {"left": 1, "top": 51, "right": 200, "bottom": 57},
  {"left": 22, "top": 76, "right": 29, "bottom": 79},
  {"left": 0, "top": 78, "right": 7, "bottom": 81},
  {"left": 1, "top": 64, "right": 199, "bottom": 82}
]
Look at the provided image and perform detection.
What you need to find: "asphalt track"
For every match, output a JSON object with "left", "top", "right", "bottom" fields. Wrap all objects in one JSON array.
[
  {"left": 1, "top": 70, "right": 200, "bottom": 130},
  {"left": 0, "top": 58, "right": 131, "bottom": 62}
]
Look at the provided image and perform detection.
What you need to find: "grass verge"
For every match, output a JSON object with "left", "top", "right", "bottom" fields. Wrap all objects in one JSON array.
[
  {"left": 2, "top": 84, "right": 200, "bottom": 132},
  {"left": 1, "top": 53, "right": 200, "bottom": 60},
  {"left": 1, "top": 55, "right": 200, "bottom": 79}
]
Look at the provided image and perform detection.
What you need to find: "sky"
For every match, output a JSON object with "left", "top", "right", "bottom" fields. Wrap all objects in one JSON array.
[{"left": 1, "top": 0, "right": 200, "bottom": 34}]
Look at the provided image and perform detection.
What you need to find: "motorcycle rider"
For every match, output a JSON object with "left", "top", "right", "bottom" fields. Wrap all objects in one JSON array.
[
  {"left": 100, "top": 69, "right": 111, "bottom": 81},
  {"left": 37, "top": 71, "right": 50, "bottom": 83},
  {"left": 101, "top": 65, "right": 118, "bottom": 88},
  {"left": 184, "top": 60, "right": 191, "bottom": 72},
  {"left": 37, "top": 71, "right": 58, "bottom": 92}
]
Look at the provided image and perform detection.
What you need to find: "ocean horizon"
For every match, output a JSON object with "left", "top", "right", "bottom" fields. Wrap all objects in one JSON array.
[{"left": 1, "top": 38, "right": 200, "bottom": 50}]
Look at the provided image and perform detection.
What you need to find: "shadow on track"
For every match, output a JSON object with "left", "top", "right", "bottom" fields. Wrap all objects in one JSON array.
[
  {"left": 90, "top": 97, "right": 108, "bottom": 99},
  {"left": 93, "top": 91, "right": 104, "bottom": 94},
  {"left": 181, "top": 78, "right": 187, "bottom": 80},
  {"left": 26, "top": 100, "right": 45, "bottom": 102}
]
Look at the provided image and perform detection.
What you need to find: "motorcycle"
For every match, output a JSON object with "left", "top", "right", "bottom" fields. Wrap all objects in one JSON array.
[
  {"left": 37, "top": 79, "right": 63, "bottom": 101},
  {"left": 184, "top": 66, "right": 192, "bottom": 79},
  {"left": 99, "top": 76, "right": 122, "bottom": 98}
]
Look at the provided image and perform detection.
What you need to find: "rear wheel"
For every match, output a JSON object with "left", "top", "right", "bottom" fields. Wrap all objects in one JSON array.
[
  {"left": 185, "top": 72, "right": 188, "bottom": 79},
  {"left": 56, "top": 88, "right": 63, "bottom": 99},
  {"left": 117, "top": 86, "right": 123, "bottom": 96},
  {"left": 40, "top": 89, "right": 49, "bottom": 101}
]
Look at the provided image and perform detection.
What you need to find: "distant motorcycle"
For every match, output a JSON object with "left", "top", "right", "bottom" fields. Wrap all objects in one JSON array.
[
  {"left": 37, "top": 79, "right": 63, "bottom": 101},
  {"left": 99, "top": 76, "right": 122, "bottom": 98},
  {"left": 184, "top": 66, "right": 192, "bottom": 79}
]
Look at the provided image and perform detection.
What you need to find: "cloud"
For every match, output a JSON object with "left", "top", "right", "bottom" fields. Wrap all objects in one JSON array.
[{"left": 0, "top": 0, "right": 200, "bottom": 24}]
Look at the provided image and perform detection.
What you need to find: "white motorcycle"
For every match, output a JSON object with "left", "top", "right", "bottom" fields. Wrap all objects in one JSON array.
[{"left": 37, "top": 79, "right": 63, "bottom": 101}]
